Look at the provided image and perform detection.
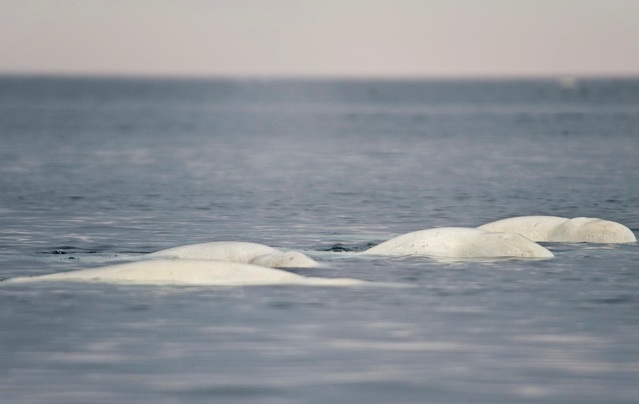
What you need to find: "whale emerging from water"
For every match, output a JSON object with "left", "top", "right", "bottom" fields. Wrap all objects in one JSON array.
[
  {"left": 148, "top": 241, "right": 319, "bottom": 268},
  {"left": 477, "top": 216, "right": 636, "bottom": 243},
  {"left": 3, "top": 259, "right": 364, "bottom": 286},
  {"left": 362, "top": 227, "right": 554, "bottom": 259}
]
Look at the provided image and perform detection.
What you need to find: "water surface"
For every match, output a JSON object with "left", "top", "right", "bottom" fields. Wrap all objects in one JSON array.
[{"left": 1, "top": 76, "right": 638, "bottom": 403}]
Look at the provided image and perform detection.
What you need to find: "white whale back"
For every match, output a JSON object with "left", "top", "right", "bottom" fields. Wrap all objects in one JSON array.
[
  {"left": 478, "top": 216, "right": 636, "bottom": 243},
  {"left": 149, "top": 241, "right": 318, "bottom": 268},
  {"left": 363, "top": 227, "right": 554, "bottom": 259},
  {"left": 250, "top": 251, "right": 319, "bottom": 268},
  {"left": 5, "top": 259, "right": 363, "bottom": 286}
]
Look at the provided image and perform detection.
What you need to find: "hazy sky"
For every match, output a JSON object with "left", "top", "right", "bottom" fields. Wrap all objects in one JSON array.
[{"left": 2, "top": 0, "right": 638, "bottom": 78}]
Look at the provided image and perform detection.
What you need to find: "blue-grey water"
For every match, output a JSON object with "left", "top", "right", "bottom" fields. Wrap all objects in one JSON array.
[{"left": 1, "top": 76, "right": 638, "bottom": 403}]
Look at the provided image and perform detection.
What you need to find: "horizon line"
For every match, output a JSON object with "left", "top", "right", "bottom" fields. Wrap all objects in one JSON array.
[{"left": 2, "top": 70, "right": 638, "bottom": 82}]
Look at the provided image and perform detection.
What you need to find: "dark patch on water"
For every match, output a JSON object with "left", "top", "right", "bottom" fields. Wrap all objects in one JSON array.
[
  {"left": 321, "top": 242, "right": 377, "bottom": 252},
  {"left": 588, "top": 295, "right": 635, "bottom": 305},
  {"left": 324, "top": 244, "right": 351, "bottom": 252}
]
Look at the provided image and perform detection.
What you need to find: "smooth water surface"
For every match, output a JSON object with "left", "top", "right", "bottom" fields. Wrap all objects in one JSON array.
[{"left": 1, "top": 76, "right": 638, "bottom": 403}]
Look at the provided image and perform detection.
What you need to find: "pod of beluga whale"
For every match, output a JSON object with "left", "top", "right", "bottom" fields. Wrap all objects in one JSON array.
[{"left": 3, "top": 216, "right": 635, "bottom": 286}]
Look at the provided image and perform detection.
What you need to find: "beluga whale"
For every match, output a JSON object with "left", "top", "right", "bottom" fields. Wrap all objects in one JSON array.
[
  {"left": 3, "top": 259, "right": 365, "bottom": 287},
  {"left": 361, "top": 227, "right": 554, "bottom": 259},
  {"left": 148, "top": 241, "right": 319, "bottom": 268},
  {"left": 477, "top": 216, "right": 636, "bottom": 243}
]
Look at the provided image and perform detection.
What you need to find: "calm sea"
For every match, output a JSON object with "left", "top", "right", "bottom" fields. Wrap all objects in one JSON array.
[{"left": 1, "top": 76, "right": 638, "bottom": 403}]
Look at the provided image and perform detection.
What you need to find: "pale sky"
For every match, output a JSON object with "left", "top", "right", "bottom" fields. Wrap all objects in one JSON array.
[{"left": 2, "top": 0, "right": 638, "bottom": 78}]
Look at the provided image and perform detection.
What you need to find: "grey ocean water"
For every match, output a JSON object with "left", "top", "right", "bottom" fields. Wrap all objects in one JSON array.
[{"left": 1, "top": 76, "right": 638, "bottom": 403}]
